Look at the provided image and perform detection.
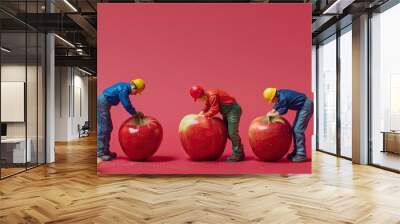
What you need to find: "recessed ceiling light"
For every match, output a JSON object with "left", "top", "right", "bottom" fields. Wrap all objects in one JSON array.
[
  {"left": 323, "top": 0, "right": 355, "bottom": 15},
  {"left": 78, "top": 67, "right": 93, "bottom": 76},
  {"left": 54, "top": 34, "right": 75, "bottom": 48},
  {"left": 1, "top": 47, "right": 11, "bottom": 53},
  {"left": 63, "top": 0, "right": 78, "bottom": 12}
]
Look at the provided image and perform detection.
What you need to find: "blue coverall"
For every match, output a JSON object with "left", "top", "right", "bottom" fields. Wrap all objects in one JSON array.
[
  {"left": 273, "top": 89, "right": 314, "bottom": 157},
  {"left": 97, "top": 82, "right": 137, "bottom": 157}
]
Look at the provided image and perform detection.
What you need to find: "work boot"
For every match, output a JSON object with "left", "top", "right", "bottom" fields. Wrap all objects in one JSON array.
[
  {"left": 226, "top": 144, "right": 245, "bottom": 162},
  {"left": 102, "top": 150, "right": 117, "bottom": 161},
  {"left": 286, "top": 151, "right": 297, "bottom": 161},
  {"left": 290, "top": 154, "right": 307, "bottom": 162},
  {"left": 101, "top": 154, "right": 112, "bottom": 161},
  {"left": 109, "top": 152, "right": 117, "bottom": 159}
]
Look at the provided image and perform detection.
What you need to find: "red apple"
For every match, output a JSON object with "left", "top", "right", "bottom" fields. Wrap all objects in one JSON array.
[
  {"left": 248, "top": 115, "right": 292, "bottom": 161},
  {"left": 179, "top": 114, "right": 227, "bottom": 161},
  {"left": 119, "top": 115, "right": 163, "bottom": 161}
]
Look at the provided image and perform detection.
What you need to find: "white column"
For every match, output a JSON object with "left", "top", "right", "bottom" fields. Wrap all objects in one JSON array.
[
  {"left": 45, "top": 1, "right": 56, "bottom": 163},
  {"left": 46, "top": 33, "right": 55, "bottom": 163},
  {"left": 352, "top": 14, "right": 369, "bottom": 164}
]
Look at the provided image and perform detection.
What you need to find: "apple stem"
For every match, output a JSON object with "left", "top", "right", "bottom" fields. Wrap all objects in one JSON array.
[
  {"left": 134, "top": 116, "right": 145, "bottom": 125},
  {"left": 266, "top": 115, "right": 274, "bottom": 123},
  {"left": 266, "top": 115, "right": 285, "bottom": 124}
]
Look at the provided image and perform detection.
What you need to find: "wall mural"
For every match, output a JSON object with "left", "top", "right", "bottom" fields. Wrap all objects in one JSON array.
[{"left": 97, "top": 3, "right": 312, "bottom": 174}]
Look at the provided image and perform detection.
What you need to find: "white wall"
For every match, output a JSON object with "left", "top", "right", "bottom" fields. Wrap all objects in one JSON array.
[
  {"left": 54, "top": 67, "right": 89, "bottom": 141},
  {"left": 72, "top": 73, "right": 89, "bottom": 138},
  {"left": 1, "top": 65, "right": 38, "bottom": 137},
  {"left": 1, "top": 65, "right": 26, "bottom": 137},
  {"left": 55, "top": 67, "right": 69, "bottom": 141},
  {"left": 1, "top": 65, "right": 26, "bottom": 140},
  {"left": 1, "top": 63, "right": 46, "bottom": 164}
]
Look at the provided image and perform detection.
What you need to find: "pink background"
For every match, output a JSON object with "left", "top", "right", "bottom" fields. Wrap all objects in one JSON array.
[{"left": 97, "top": 3, "right": 312, "bottom": 174}]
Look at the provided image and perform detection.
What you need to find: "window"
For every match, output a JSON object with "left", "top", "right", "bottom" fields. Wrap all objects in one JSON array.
[
  {"left": 339, "top": 27, "right": 352, "bottom": 158},
  {"left": 317, "top": 35, "right": 337, "bottom": 154},
  {"left": 370, "top": 3, "right": 400, "bottom": 171},
  {"left": 0, "top": 1, "right": 47, "bottom": 179}
]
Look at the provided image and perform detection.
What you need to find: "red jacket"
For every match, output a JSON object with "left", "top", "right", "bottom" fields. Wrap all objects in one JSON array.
[{"left": 203, "top": 89, "right": 236, "bottom": 117}]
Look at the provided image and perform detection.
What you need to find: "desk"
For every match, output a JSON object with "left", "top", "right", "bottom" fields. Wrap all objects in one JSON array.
[
  {"left": 381, "top": 131, "right": 400, "bottom": 154},
  {"left": 1, "top": 138, "right": 32, "bottom": 163}
]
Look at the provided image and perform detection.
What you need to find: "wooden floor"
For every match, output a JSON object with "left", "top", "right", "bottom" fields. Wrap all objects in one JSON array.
[
  {"left": 372, "top": 151, "right": 400, "bottom": 171},
  {"left": 1, "top": 167, "right": 26, "bottom": 178},
  {"left": 1, "top": 136, "right": 400, "bottom": 224}
]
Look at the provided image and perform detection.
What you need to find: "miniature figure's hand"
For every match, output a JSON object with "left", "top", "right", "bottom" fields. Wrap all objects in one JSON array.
[
  {"left": 267, "top": 110, "right": 278, "bottom": 118},
  {"left": 204, "top": 114, "right": 212, "bottom": 119}
]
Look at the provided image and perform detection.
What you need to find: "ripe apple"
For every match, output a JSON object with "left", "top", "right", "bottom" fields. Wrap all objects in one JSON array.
[
  {"left": 119, "top": 115, "right": 163, "bottom": 161},
  {"left": 248, "top": 115, "right": 292, "bottom": 161},
  {"left": 179, "top": 114, "right": 227, "bottom": 161}
]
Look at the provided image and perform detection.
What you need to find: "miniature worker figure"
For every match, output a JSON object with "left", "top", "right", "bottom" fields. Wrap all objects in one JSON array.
[
  {"left": 263, "top": 88, "right": 313, "bottom": 162},
  {"left": 190, "top": 85, "right": 245, "bottom": 162},
  {"left": 97, "top": 79, "right": 145, "bottom": 161}
]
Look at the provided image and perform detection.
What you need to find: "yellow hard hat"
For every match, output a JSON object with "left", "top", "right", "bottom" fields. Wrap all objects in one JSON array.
[
  {"left": 263, "top": 87, "right": 277, "bottom": 103},
  {"left": 131, "top": 78, "right": 145, "bottom": 93}
]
